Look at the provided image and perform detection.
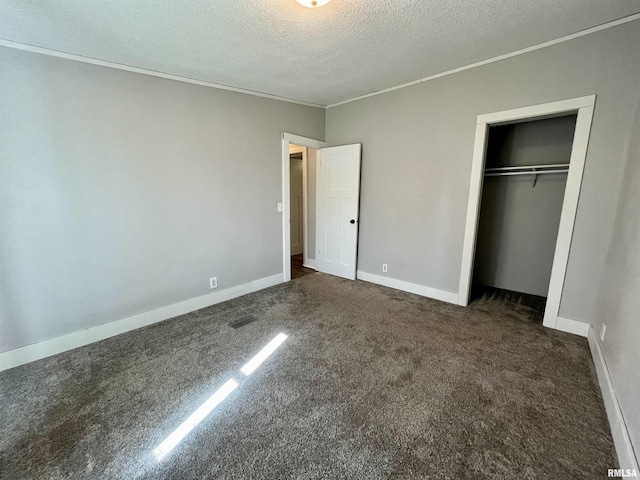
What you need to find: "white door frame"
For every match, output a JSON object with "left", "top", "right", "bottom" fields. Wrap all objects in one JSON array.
[
  {"left": 457, "top": 95, "right": 596, "bottom": 329},
  {"left": 282, "top": 133, "right": 327, "bottom": 282}
]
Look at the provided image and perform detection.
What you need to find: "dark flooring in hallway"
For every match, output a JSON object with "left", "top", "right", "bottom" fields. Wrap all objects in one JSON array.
[{"left": 291, "top": 254, "right": 316, "bottom": 279}]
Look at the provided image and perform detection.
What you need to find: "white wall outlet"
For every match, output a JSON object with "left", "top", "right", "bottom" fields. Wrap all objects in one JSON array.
[
  {"left": 382, "top": 264, "right": 388, "bottom": 273},
  {"left": 209, "top": 277, "right": 218, "bottom": 289},
  {"left": 277, "top": 202, "right": 284, "bottom": 213},
  {"left": 600, "top": 323, "right": 607, "bottom": 342}
]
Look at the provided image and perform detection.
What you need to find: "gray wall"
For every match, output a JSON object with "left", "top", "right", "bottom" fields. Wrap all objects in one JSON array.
[
  {"left": 307, "top": 148, "right": 318, "bottom": 262},
  {"left": 484, "top": 116, "right": 576, "bottom": 168},
  {"left": 326, "top": 20, "right": 640, "bottom": 323},
  {"left": 592, "top": 93, "right": 640, "bottom": 464},
  {"left": 474, "top": 117, "right": 575, "bottom": 297},
  {"left": 474, "top": 175, "right": 567, "bottom": 297},
  {"left": 0, "top": 47, "right": 325, "bottom": 353}
]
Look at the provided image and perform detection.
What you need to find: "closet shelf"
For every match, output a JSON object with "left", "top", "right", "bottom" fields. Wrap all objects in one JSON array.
[{"left": 484, "top": 163, "right": 569, "bottom": 177}]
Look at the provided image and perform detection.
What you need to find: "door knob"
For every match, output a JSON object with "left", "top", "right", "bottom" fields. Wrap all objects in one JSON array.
[{"left": 350, "top": 219, "right": 356, "bottom": 224}]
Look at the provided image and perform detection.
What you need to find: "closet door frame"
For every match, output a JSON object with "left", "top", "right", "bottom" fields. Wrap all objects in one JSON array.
[{"left": 458, "top": 95, "right": 596, "bottom": 330}]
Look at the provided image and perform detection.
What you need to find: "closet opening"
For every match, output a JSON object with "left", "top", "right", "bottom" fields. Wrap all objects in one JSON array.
[
  {"left": 470, "top": 114, "right": 577, "bottom": 323},
  {"left": 459, "top": 95, "right": 596, "bottom": 331}
]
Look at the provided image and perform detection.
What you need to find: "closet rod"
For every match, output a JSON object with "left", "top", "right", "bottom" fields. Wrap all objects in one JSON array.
[
  {"left": 484, "top": 169, "right": 569, "bottom": 177},
  {"left": 484, "top": 163, "right": 569, "bottom": 173}
]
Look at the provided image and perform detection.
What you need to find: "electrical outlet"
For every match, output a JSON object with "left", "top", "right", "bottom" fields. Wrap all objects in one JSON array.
[
  {"left": 600, "top": 323, "right": 607, "bottom": 342},
  {"left": 382, "top": 264, "right": 388, "bottom": 273},
  {"left": 209, "top": 277, "right": 218, "bottom": 289}
]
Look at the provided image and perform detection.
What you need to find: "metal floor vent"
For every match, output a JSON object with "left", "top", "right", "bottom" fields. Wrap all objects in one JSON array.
[{"left": 229, "top": 315, "right": 258, "bottom": 329}]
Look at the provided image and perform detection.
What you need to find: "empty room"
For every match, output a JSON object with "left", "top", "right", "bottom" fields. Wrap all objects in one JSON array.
[{"left": 1, "top": 1, "right": 639, "bottom": 478}]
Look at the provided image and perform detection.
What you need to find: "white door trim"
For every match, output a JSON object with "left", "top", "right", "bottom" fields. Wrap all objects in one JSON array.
[
  {"left": 457, "top": 95, "right": 596, "bottom": 330},
  {"left": 282, "top": 133, "right": 327, "bottom": 282}
]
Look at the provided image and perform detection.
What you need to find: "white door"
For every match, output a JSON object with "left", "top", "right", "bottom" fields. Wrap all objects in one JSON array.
[
  {"left": 290, "top": 155, "right": 304, "bottom": 256},
  {"left": 316, "top": 144, "right": 361, "bottom": 280}
]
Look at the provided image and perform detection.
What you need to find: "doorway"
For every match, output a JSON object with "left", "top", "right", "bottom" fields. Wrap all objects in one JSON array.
[
  {"left": 289, "top": 143, "right": 317, "bottom": 280},
  {"left": 282, "top": 134, "right": 326, "bottom": 282},
  {"left": 282, "top": 133, "right": 362, "bottom": 282},
  {"left": 458, "top": 95, "right": 596, "bottom": 330}
]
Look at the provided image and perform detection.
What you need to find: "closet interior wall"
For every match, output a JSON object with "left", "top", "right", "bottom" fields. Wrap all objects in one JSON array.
[{"left": 473, "top": 115, "right": 577, "bottom": 299}]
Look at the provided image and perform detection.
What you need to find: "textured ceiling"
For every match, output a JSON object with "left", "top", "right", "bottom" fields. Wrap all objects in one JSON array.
[{"left": 1, "top": 0, "right": 639, "bottom": 106}]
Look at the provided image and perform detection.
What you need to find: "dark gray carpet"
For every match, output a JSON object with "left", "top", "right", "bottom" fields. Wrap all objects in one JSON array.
[
  {"left": 0, "top": 273, "right": 615, "bottom": 479},
  {"left": 470, "top": 285, "right": 547, "bottom": 324}
]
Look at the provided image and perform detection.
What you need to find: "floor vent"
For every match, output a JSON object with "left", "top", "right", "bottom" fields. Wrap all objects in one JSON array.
[{"left": 229, "top": 316, "right": 258, "bottom": 329}]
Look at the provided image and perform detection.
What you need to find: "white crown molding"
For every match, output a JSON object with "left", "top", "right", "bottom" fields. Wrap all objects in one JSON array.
[
  {"left": 2, "top": 14, "right": 639, "bottom": 111},
  {"left": 327, "top": 13, "right": 640, "bottom": 108},
  {"left": 0, "top": 39, "right": 324, "bottom": 109},
  {"left": 0, "top": 273, "right": 283, "bottom": 372}
]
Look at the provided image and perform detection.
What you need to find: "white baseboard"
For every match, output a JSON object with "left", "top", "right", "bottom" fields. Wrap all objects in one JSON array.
[
  {"left": 588, "top": 326, "right": 639, "bottom": 471},
  {"left": 303, "top": 259, "right": 317, "bottom": 269},
  {"left": 356, "top": 271, "right": 458, "bottom": 304},
  {"left": 556, "top": 316, "right": 590, "bottom": 337},
  {"left": 0, "top": 273, "right": 283, "bottom": 372}
]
